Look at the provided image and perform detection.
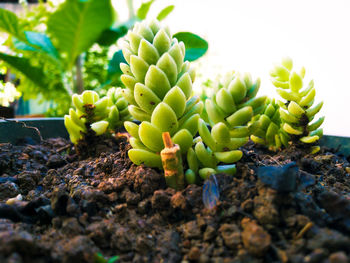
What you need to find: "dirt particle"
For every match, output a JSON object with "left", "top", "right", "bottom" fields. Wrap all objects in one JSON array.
[
  {"left": 188, "top": 246, "right": 201, "bottom": 261},
  {"left": 182, "top": 220, "right": 202, "bottom": 239},
  {"left": 0, "top": 182, "right": 19, "bottom": 200},
  {"left": 219, "top": 224, "right": 241, "bottom": 250},
  {"left": 171, "top": 192, "right": 187, "bottom": 210},
  {"left": 241, "top": 218, "right": 271, "bottom": 257},
  {"left": 329, "top": 251, "right": 348, "bottom": 263}
]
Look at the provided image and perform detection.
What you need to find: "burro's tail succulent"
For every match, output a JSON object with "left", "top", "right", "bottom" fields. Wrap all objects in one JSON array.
[
  {"left": 186, "top": 72, "right": 267, "bottom": 180},
  {"left": 270, "top": 57, "right": 324, "bottom": 153},
  {"left": 121, "top": 19, "right": 203, "bottom": 169},
  {"left": 64, "top": 88, "right": 131, "bottom": 146}
]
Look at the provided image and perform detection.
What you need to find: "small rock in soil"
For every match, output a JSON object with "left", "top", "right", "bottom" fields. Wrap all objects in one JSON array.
[
  {"left": 307, "top": 227, "right": 350, "bottom": 251},
  {"left": 188, "top": 246, "right": 201, "bottom": 261},
  {"left": 219, "top": 224, "right": 241, "bottom": 250},
  {"left": 241, "top": 217, "right": 271, "bottom": 257},
  {"left": 60, "top": 235, "right": 98, "bottom": 262},
  {"left": 155, "top": 230, "right": 181, "bottom": 263},
  {"left": 50, "top": 188, "right": 69, "bottom": 216},
  {"left": 203, "top": 225, "right": 216, "bottom": 241},
  {"left": 111, "top": 227, "right": 134, "bottom": 252},
  {"left": 61, "top": 217, "right": 84, "bottom": 236},
  {"left": 182, "top": 220, "right": 202, "bottom": 239},
  {"left": 0, "top": 182, "right": 19, "bottom": 200},
  {"left": 329, "top": 251, "right": 348, "bottom": 263},
  {"left": 46, "top": 154, "right": 66, "bottom": 168},
  {"left": 151, "top": 190, "right": 171, "bottom": 210},
  {"left": 171, "top": 192, "right": 187, "bottom": 210}
]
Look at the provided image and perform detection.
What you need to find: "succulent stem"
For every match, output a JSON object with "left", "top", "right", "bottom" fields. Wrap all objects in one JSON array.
[{"left": 161, "top": 132, "right": 185, "bottom": 190}]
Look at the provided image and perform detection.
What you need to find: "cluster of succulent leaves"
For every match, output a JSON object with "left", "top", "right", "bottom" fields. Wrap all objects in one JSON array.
[
  {"left": 186, "top": 72, "right": 267, "bottom": 181},
  {"left": 118, "top": 19, "right": 324, "bottom": 188},
  {"left": 121, "top": 19, "right": 203, "bottom": 169},
  {"left": 64, "top": 88, "right": 131, "bottom": 145},
  {"left": 249, "top": 98, "right": 289, "bottom": 151},
  {"left": 269, "top": 57, "right": 324, "bottom": 153},
  {"left": 0, "top": 0, "right": 206, "bottom": 116}
]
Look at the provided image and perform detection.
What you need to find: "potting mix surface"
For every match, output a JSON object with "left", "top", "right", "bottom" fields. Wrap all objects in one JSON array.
[{"left": 0, "top": 136, "right": 349, "bottom": 263}]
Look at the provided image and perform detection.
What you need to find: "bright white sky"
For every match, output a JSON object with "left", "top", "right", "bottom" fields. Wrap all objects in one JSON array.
[{"left": 112, "top": 0, "right": 350, "bottom": 136}]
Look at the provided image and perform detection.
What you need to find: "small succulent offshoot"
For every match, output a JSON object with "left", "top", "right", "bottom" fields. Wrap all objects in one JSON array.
[
  {"left": 270, "top": 57, "right": 324, "bottom": 153},
  {"left": 64, "top": 89, "right": 131, "bottom": 156},
  {"left": 187, "top": 72, "right": 266, "bottom": 180},
  {"left": 121, "top": 19, "right": 203, "bottom": 178},
  {"left": 249, "top": 98, "right": 290, "bottom": 151}
]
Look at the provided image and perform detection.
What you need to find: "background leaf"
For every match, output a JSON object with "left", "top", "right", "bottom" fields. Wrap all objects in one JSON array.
[
  {"left": 0, "top": 52, "right": 48, "bottom": 88},
  {"left": 22, "top": 31, "right": 59, "bottom": 60},
  {"left": 47, "top": 0, "right": 114, "bottom": 68},
  {"left": 136, "top": 0, "right": 155, "bottom": 20},
  {"left": 97, "top": 19, "right": 137, "bottom": 46},
  {"left": 173, "top": 32, "right": 208, "bottom": 61},
  {"left": 0, "top": 8, "right": 24, "bottom": 40},
  {"left": 108, "top": 50, "right": 127, "bottom": 77},
  {"left": 156, "top": 5, "right": 175, "bottom": 21}
]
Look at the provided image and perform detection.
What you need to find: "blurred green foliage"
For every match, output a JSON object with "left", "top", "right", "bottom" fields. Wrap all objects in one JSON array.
[{"left": 0, "top": 0, "right": 208, "bottom": 116}]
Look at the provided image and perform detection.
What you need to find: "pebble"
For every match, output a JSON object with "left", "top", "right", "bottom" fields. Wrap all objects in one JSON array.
[
  {"left": 307, "top": 228, "right": 350, "bottom": 250},
  {"left": 46, "top": 154, "right": 66, "bottom": 168},
  {"left": 188, "top": 247, "right": 201, "bottom": 261},
  {"left": 171, "top": 192, "right": 187, "bottom": 210},
  {"left": 50, "top": 188, "right": 69, "bottom": 216},
  {"left": 304, "top": 248, "right": 327, "bottom": 263},
  {"left": 182, "top": 220, "right": 202, "bottom": 239},
  {"left": 0, "top": 181, "right": 19, "bottom": 200},
  {"left": 219, "top": 224, "right": 241, "bottom": 249},
  {"left": 151, "top": 190, "right": 171, "bottom": 210},
  {"left": 241, "top": 218, "right": 271, "bottom": 257},
  {"left": 203, "top": 225, "right": 216, "bottom": 241},
  {"left": 61, "top": 217, "right": 84, "bottom": 236},
  {"left": 329, "top": 251, "right": 348, "bottom": 263},
  {"left": 61, "top": 235, "right": 97, "bottom": 262}
]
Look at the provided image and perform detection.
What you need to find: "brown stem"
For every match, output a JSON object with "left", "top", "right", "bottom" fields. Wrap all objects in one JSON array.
[{"left": 162, "top": 132, "right": 173, "bottom": 148}]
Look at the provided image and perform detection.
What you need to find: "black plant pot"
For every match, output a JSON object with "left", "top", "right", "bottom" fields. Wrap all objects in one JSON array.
[
  {"left": 0, "top": 117, "right": 349, "bottom": 157},
  {"left": 0, "top": 106, "right": 15, "bottom": 118}
]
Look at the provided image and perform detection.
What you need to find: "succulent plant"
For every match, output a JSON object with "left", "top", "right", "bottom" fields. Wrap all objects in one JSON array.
[
  {"left": 106, "top": 87, "right": 132, "bottom": 130},
  {"left": 186, "top": 72, "right": 267, "bottom": 180},
  {"left": 120, "top": 19, "right": 203, "bottom": 169},
  {"left": 249, "top": 98, "right": 290, "bottom": 151},
  {"left": 64, "top": 88, "right": 131, "bottom": 145},
  {"left": 270, "top": 57, "right": 324, "bottom": 153}
]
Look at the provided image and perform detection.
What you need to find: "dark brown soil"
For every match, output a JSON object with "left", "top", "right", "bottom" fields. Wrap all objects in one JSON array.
[{"left": 0, "top": 136, "right": 350, "bottom": 263}]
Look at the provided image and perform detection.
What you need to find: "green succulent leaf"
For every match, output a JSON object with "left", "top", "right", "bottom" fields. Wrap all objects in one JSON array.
[{"left": 128, "top": 149, "right": 162, "bottom": 168}]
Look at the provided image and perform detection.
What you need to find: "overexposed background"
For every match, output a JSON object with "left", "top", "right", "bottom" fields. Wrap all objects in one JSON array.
[{"left": 115, "top": 0, "right": 350, "bottom": 136}]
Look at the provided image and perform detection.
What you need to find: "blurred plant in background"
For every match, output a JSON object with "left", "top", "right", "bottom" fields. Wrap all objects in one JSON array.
[
  {"left": 0, "top": 81, "right": 21, "bottom": 107},
  {"left": 0, "top": 0, "right": 208, "bottom": 116}
]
